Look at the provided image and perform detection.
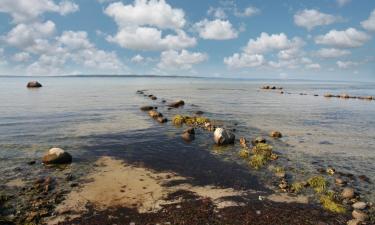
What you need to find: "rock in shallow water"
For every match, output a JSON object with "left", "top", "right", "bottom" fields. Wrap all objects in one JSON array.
[
  {"left": 181, "top": 128, "right": 195, "bottom": 142},
  {"left": 270, "top": 131, "right": 282, "bottom": 138},
  {"left": 352, "top": 202, "right": 367, "bottom": 210},
  {"left": 27, "top": 81, "right": 42, "bottom": 88},
  {"left": 214, "top": 128, "right": 235, "bottom": 145},
  {"left": 42, "top": 148, "right": 72, "bottom": 164},
  {"left": 341, "top": 187, "right": 355, "bottom": 199},
  {"left": 352, "top": 209, "right": 368, "bottom": 221}
]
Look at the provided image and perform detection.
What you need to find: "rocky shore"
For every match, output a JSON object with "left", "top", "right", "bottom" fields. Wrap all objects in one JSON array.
[{"left": 0, "top": 85, "right": 373, "bottom": 225}]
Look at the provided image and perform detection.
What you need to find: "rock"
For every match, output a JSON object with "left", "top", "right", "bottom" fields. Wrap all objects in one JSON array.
[
  {"left": 42, "top": 148, "right": 72, "bottom": 164},
  {"left": 239, "top": 137, "right": 249, "bottom": 148},
  {"left": 347, "top": 219, "right": 361, "bottom": 225},
  {"left": 352, "top": 202, "right": 367, "bottom": 210},
  {"left": 156, "top": 117, "right": 168, "bottom": 123},
  {"left": 275, "top": 171, "right": 286, "bottom": 178},
  {"left": 140, "top": 106, "right": 155, "bottom": 111},
  {"left": 324, "top": 94, "right": 333, "bottom": 97},
  {"left": 335, "top": 178, "right": 346, "bottom": 186},
  {"left": 27, "top": 81, "right": 42, "bottom": 88},
  {"left": 358, "top": 175, "right": 371, "bottom": 183},
  {"left": 352, "top": 209, "right": 368, "bottom": 221},
  {"left": 214, "top": 128, "right": 235, "bottom": 145},
  {"left": 149, "top": 95, "right": 157, "bottom": 100},
  {"left": 148, "top": 110, "right": 162, "bottom": 118},
  {"left": 326, "top": 167, "right": 335, "bottom": 175},
  {"left": 341, "top": 93, "right": 350, "bottom": 98},
  {"left": 314, "top": 94, "right": 319, "bottom": 96},
  {"left": 181, "top": 128, "right": 195, "bottom": 142},
  {"left": 27, "top": 161, "right": 36, "bottom": 165},
  {"left": 168, "top": 100, "right": 185, "bottom": 108},
  {"left": 270, "top": 131, "right": 282, "bottom": 138},
  {"left": 341, "top": 187, "right": 355, "bottom": 199},
  {"left": 251, "top": 136, "right": 266, "bottom": 146},
  {"left": 195, "top": 110, "right": 204, "bottom": 115},
  {"left": 136, "top": 90, "right": 144, "bottom": 94}
]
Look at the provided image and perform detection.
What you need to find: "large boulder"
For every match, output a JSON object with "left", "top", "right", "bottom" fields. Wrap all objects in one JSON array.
[
  {"left": 27, "top": 81, "right": 42, "bottom": 88},
  {"left": 42, "top": 148, "right": 72, "bottom": 164},
  {"left": 214, "top": 128, "right": 235, "bottom": 145}
]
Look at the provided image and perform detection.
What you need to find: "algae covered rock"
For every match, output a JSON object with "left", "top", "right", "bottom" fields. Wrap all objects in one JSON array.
[
  {"left": 214, "top": 128, "right": 235, "bottom": 145},
  {"left": 172, "top": 115, "right": 185, "bottom": 126},
  {"left": 251, "top": 136, "right": 266, "bottom": 146},
  {"left": 42, "top": 148, "right": 72, "bottom": 164}
]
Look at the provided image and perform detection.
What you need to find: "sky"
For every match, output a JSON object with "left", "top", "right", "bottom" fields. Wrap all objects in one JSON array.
[{"left": 0, "top": 0, "right": 374, "bottom": 80}]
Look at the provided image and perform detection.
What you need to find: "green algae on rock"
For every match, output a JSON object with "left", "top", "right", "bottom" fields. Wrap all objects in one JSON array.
[
  {"left": 319, "top": 192, "right": 346, "bottom": 214},
  {"left": 307, "top": 176, "right": 328, "bottom": 194}
]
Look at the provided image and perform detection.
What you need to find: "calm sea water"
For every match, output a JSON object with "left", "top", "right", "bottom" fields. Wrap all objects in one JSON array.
[{"left": 1, "top": 76, "right": 374, "bottom": 201}]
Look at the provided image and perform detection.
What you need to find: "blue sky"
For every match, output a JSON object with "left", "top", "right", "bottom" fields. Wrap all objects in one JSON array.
[{"left": 0, "top": 0, "right": 374, "bottom": 80}]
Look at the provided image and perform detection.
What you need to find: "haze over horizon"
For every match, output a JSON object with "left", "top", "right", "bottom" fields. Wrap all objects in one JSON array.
[{"left": 0, "top": 0, "right": 374, "bottom": 81}]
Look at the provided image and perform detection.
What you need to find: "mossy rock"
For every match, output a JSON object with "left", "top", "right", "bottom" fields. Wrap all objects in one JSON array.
[
  {"left": 172, "top": 115, "right": 185, "bottom": 126},
  {"left": 291, "top": 182, "right": 305, "bottom": 193},
  {"left": 249, "top": 154, "right": 268, "bottom": 170},
  {"left": 252, "top": 143, "right": 273, "bottom": 156},
  {"left": 308, "top": 176, "right": 328, "bottom": 193},
  {"left": 319, "top": 193, "right": 346, "bottom": 213},
  {"left": 238, "top": 149, "right": 250, "bottom": 159}
]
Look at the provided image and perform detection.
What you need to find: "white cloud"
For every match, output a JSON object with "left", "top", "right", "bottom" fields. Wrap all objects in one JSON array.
[
  {"left": 234, "top": 6, "right": 260, "bottom": 17},
  {"left": 194, "top": 19, "right": 238, "bottom": 40},
  {"left": 224, "top": 32, "right": 317, "bottom": 70},
  {"left": 104, "top": 0, "right": 185, "bottom": 30},
  {"left": 131, "top": 54, "right": 145, "bottom": 64},
  {"left": 224, "top": 53, "right": 264, "bottom": 69},
  {"left": 315, "top": 28, "right": 371, "bottom": 48},
  {"left": 12, "top": 52, "right": 31, "bottom": 62},
  {"left": 0, "top": 0, "right": 79, "bottom": 23},
  {"left": 337, "top": 60, "right": 359, "bottom": 69},
  {"left": 337, "top": 0, "right": 351, "bottom": 7},
  {"left": 306, "top": 63, "right": 321, "bottom": 69},
  {"left": 315, "top": 48, "right": 351, "bottom": 58},
  {"left": 361, "top": 9, "right": 375, "bottom": 32},
  {"left": 1, "top": 21, "right": 56, "bottom": 50},
  {"left": 294, "top": 9, "right": 342, "bottom": 31},
  {"left": 207, "top": 7, "right": 227, "bottom": 19},
  {"left": 58, "top": 30, "right": 93, "bottom": 50},
  {"left": 158, "top": 49, "right": 207, "bottom": 70},
  {"left": 106, "top": 27, "right": 196, "bottom": 51},
  {"left": 104, "top": 0, "right": 196, "bottom": 51},
  {"left": 244, "top": 32, "right": 304, "bottom": 54}
]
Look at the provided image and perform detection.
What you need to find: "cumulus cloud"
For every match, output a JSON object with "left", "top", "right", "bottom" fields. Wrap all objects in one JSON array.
[
  {"left": 315, "top": 48, "right": 351, "bottom": 58},
  {"left": 0, "top": 0, "right": 79, "bottom": 23},
  {"left": 104, "top": 0, "right": 185, "bottom": 30},
  {"left": 244, "top": 32, "right": 304, "bottom": 54},
  {"left": 224, "top": 53, "right": 264, "bottom": 69},
  {"left": 106, "top": 27, "right": 196, "bottom": 51},
  {"left": 337, "top": 0, "right": 351, "bottom": 7},
  {"left": 104, "top": 0, "right": 196, "bottom": 51},
  {"left": 315, "top": 28, "right": 371, "bottom": 48},
  {"left": 12, "top": 52, "right": 31, "bottom": 62},
  {"left": 1, "top": 21, "right": 56, "bottom": 50},
  {"left": 207, "top": 7, "right": 227, "bottom": 19},
  {"left": 361, "top": 9, "right": 375, "bottom": 32},
  {"left": 131, "top": 54, "right": 145, "bottom": 64},
  {"left": 224, "top": 32, "right": 319, "bottom": 70},
  {"left": 294, "top": 9, "right": 342, "bottom": 30},
  {"left": 158, "top": 49, "right": 207, "bottom": 70},
  {"left": 194, "top": 19, "right": 238, "bottom": 40},
  {"left": 234, "top": 6, "right": 260, "bottom": 17},
  {"left": 337, "top": 60, "right": 359, "bottom": 69}
]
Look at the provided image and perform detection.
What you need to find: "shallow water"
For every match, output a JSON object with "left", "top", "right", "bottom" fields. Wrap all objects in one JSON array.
[{"left": 0, "top": 76, "right": 374, "bottom": 202}]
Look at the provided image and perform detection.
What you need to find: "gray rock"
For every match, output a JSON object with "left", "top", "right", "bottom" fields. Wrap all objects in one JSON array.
[
  {"left": 347, "top": 219, "right": 361, "bottom": 225},
  {"left": 214, "top": 128, "right": 235, "bottom": 145},
  {"left": 352, "top": 202, "right": 367, "bottom": 210}
]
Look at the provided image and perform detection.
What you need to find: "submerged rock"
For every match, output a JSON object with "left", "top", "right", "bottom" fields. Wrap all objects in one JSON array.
[
  {"left": 239, "top": 137, "right": 249, "bottom": 148},
  {"left": 156, "top": 117, "right": 168, "bottom": 123},
  {"left": 270, "top": 131, "right": 282, "bottom": 138},
  {"left": 148, "top": 110, "right": 162, "bottom": 118},
  {"left": 214, "top": 128, "right": 235, "bottom": 145},
  {"left": 140, "top": 106, "right": 155, "bottom": 111},
  {"left": 181, "top": 128, "right": 195, "bottom": 142},
  {"left": 27, "top": 81, "right": 42, "bottom": 88},
  {"left": 42, "top": 148, "right": 72, "bottom": 164},
  {"left": 168, "top": 100, "right": 185, "bottom": 108},
  {"left": 341, "top": 187, "right": 355, "bottom": 199},
  {"left": 251, "top": 136, "right": 266, "bottom": 146}
]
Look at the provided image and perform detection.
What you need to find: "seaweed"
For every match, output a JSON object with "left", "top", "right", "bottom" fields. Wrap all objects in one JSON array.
[
  {"left": 319, "top": 193, "right": 346, "bottom": 214},
  {"left": 238, "top": 149, "right": 250, "bottom": 159},
  {"left": 249, "top": 154, "right": 268, "bottom": 170},
  {"left": 307, "top": 176, "right": 328, "bottom": 193},
  {"left": 290, "top": 182, "right": 305, "bottom": 193}
]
